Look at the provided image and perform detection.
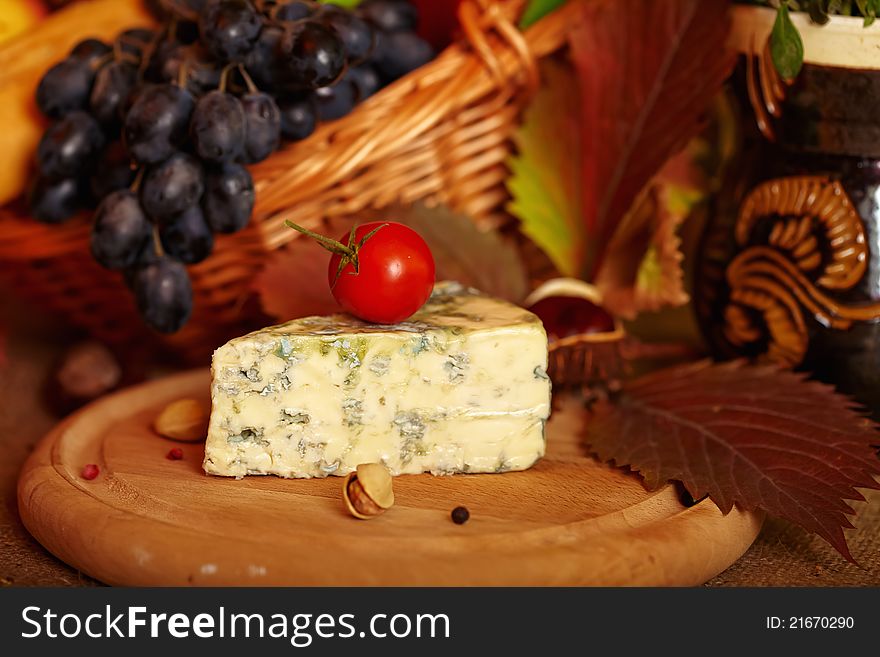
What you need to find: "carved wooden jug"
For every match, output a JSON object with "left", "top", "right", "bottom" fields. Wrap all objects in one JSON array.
[{"left": 697, "top": 7, "right": 880, "bottom": 413}]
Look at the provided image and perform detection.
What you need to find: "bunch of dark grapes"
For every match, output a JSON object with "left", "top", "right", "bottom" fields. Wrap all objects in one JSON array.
[{"left": 29, "top": 0, "right": 434, "bottom": 333}]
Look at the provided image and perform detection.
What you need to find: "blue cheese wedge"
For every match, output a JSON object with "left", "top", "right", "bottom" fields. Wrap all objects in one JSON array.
[{"left": 203, "top": 282, "right": 551, "bottom": 478}]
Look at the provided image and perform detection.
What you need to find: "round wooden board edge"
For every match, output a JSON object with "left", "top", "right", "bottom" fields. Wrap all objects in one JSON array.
[{"left": 17, "top": 370, "right": 765, "bottom": 586}]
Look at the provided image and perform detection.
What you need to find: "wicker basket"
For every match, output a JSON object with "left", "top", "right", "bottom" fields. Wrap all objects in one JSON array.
[{"left": 0, "top": 0, "right": 578, "bottom": 362}]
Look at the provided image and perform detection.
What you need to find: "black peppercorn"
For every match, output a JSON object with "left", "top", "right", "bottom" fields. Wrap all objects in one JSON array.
[{"left": 451, "top": 506, "right": 470, "bottom": 525}]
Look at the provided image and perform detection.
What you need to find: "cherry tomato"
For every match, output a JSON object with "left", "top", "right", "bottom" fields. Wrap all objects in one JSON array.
[{"left": 328, "top": 221, "right": 435, "bottom": 323}]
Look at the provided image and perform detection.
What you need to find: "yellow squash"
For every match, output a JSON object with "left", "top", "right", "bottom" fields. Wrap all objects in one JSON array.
[{"left": 0, "top": 0, "right": 154, "bottom": 207}]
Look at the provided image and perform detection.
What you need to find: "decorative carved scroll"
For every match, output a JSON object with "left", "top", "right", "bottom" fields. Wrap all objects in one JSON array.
[
  {"left": 720, "top": 176, "right": 880, "bottom": 368},
  {"left": 745, "top": 39, "right": 788, "bottom": 141}
]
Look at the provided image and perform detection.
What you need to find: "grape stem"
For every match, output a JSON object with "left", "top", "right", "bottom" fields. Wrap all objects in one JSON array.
[
  {"left": 238, "top": 64, "right": 258, "bottom": 95},
  {"left": 151, "top": 223, "right": 165, "bottom": 259},
  {"left": 219, "top": 63, "right": 237, "bottom": 94},
  {"left": 114, "top": 36, "right": 148, "bottom": 67},
  {"left": 94, "top": 51, "right": 116, "bottom": 71},
  {"left": 284, "top": 220, "right": 389, "bottom": 286},
  {"left": 178, "top": 56, "right": 190, "bottom": 89},
  {"left": 130, "top": 167, "right": 145, "bottom": 193}
]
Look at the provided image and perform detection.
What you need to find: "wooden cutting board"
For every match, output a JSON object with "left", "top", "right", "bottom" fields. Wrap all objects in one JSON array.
[{"left": 18, "top": 370, "right": 763, "bottom": 586}]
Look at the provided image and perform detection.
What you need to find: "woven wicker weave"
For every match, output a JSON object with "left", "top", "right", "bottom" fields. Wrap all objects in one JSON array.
[{"left": 0, "top": 0, "right": 578, "bottom": 362}]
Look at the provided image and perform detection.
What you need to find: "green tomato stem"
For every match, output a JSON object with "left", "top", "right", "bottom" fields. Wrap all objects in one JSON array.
[{"left": 284, "top": 220, "right": 391, "bottom": 287}]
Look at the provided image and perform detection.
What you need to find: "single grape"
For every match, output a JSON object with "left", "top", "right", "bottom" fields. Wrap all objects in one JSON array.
[
  {"left": 278, "top": 95, "right": 317, "bottom": 140},
  {"left": 129, "top": 257, "right": 194, "bottom": 333},
  {"left": 320, "top": 6, "right": 374, "bottom": 65},
  {"left": 28, "top": 177, "right": 82, "bottom": 224},
  {"left": 278, "top": 21, "right": 345, "bottom": 88},
  {"left": 37, "top": 111, "right": 105, "bottom": 180},
  {"left": 241, "top": 92, "right": 281, "bottom": 163},
  {"left": 90, "top": 61, "right": 137, "bottom": 126},
  {"left": 90, "top": 141, "right": 136, "bottom": 200},
  {"left": 159, "top": 44, "right": 222, "bottom": 95},
  {"left": 35, "top": 58, "right": 95, "bottom": 119},
  {"left": 349, "top": 64, "right": 381, "bottom": 101},
  {"left": 243, "top": 24, "right": 284, "bottom": 89},
  {"left": 70, "top": 38, "right": 112, "bottom": 68},
  {"left": 141, "top": 152, "right": 205, "bottom": 220},
  {"left": 159, "top": 204, "right": 215, "bottom": 264},
  {"left": 202, "top": 162, "right": 255, "bottom": 233},
  {"left": 272, "top": 0, "right": 315, "bottom": 22},
  {"left": 313, "top": 74, "right": 357, "bottom": 121},
  {"left": 358, "top": 0, "right": 417, "bottom": 33},
  {"left": 90, "top": 190, "right": 153, "bottom": 270},
  {"left": 124, "top": 83, "right": 195, "bottom": 164},
  {"left": 373, "top": 31, "right": 433, "bottom": 82},
  {"left": 199, "top": 0, "right": 263, "bottom": 62},
  {"left": 190, "top": 90, "right": 246, "bottom": 163}
]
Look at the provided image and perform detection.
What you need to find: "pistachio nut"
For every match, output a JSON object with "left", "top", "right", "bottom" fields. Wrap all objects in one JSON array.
[{"left": 343, "top": 463, "right": 394, "bottom": 519}]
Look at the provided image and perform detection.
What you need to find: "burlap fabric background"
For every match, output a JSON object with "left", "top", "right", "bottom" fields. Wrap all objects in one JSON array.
[{"left": 2, "top": 305, "right": 878, "bottom": 587}]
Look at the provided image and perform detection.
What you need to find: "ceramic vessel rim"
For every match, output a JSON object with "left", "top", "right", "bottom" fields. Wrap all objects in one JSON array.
[{"left": 730, "top": 4, "right": 880, "bottom": 69}]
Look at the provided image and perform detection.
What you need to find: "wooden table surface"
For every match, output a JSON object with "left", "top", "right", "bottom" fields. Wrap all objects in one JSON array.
[{"left": 2, "top": 298, "right": 879, "bottom": 587}]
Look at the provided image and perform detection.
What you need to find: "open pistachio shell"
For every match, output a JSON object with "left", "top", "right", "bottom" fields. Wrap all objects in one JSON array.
[
  {"left": 354, "top": 463, "right": 394, "bottom": 509},
  {"left": 343, "top": 463, "right": 395, "bottom": 519}
]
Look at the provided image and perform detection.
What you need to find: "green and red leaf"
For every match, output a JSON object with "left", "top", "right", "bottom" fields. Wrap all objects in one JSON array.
[
  {"left": 508, "top": 0, "right": 733, "bottom": 301},
  {"left": 507, "top": 59, "right": 584, "bottom": 278}
]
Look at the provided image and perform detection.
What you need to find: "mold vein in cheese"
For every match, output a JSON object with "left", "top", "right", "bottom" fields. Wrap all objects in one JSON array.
[{"left": 203, "top": 282, "right": 552, "bottom": 478}]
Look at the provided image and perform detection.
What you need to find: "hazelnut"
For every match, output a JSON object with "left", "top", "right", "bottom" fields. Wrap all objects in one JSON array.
[{"left": 343, "top": 463, "right": 394, "bottom": 519}]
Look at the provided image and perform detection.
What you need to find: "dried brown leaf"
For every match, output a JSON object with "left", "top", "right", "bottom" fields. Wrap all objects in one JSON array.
[{"left": 587, "top": 360, "right": 880, "bottom": 561}]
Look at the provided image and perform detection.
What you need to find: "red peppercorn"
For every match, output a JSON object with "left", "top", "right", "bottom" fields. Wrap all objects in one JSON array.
[
  {"left": 166, "top": 448, "right": 184, "bottom": 460},
  {"left": 81, "top": 464, "right": 100, "bottom": 480}
]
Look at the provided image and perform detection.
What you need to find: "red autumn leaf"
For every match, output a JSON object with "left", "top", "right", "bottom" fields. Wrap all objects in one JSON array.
[
  {"left": 586, "top": 360, "right": 880, "bottom": 562},
  {"left": 571, "top": 0, "right": 735, "bottom": 279}
]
